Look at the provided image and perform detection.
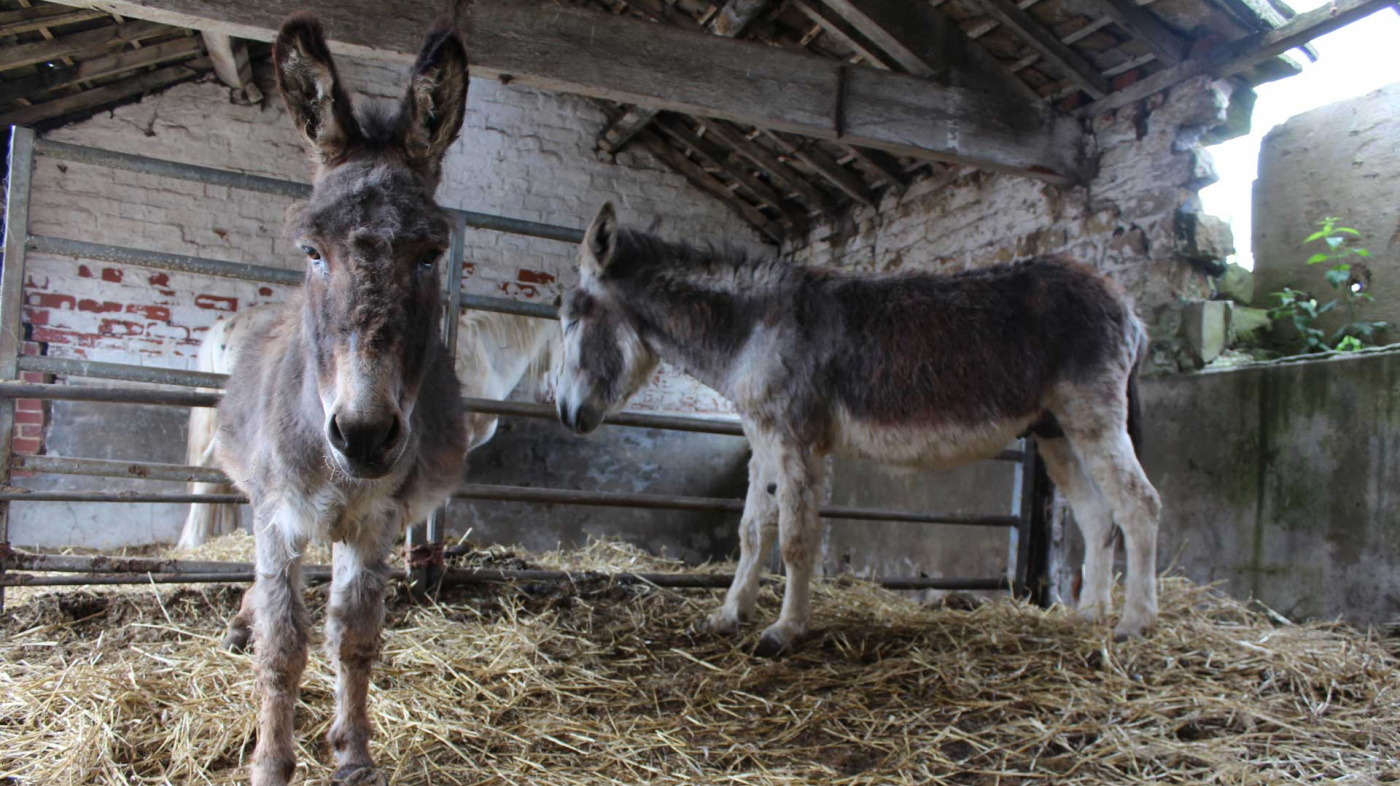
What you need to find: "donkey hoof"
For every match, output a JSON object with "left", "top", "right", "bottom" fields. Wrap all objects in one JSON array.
[
  {"left": 332, "top": 765, "right": 388, "bottom": 786},
  {"left": 1112, "top": 613, "right": 1156, "bottom": 642},
  {"left": 695, "top": 608, "right": 742, "bottom": 636},
  {"left": 753, "top": 623, "right": 801, "bottom": 658},
  {"left": 1073, "top": 603, "right": 1109, "bottom": 626},
  {"left": 221, "top": 625, "right": 252, "bottom": 654}
]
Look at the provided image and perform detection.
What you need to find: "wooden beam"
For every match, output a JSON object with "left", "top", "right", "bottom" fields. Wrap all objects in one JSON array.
[
  {"left": 817, "top": 0, "right": 954, "bottom": 78},
  {"left": 1081, "top": 0, "right": 1188, "bottom": 66},
  {"left": 0, "top": 19, "right": 168, "bottom": 72},
  {"left": 635, "top": 129, "right": 785, "bottom": 243},
  {"left": 765, "top": 131, "right": 876, "bottom": 208},
  {"left": 789, "top": 0, "right": 895, "bottom": 68},
  {"left": 44, "top": 0, "right": 1080, "bottom": 182},
  {"left": 0, "top": 4, "right": 104, "bottom": 35},
  {"left": 0, "top": 35, "right": 201, "bottom": 105},
  {"left": 964, "top": 0, "right": 1113, "bottom": 98},
  {"left": 700, "top": 120, "right": 837, "bottom": 212},
  {"left": 652, "top": 115, "right": 809, "bottom": 230},
  {"left": 840, "top": 144, "right": 907, "bottom": 193},
  {"left": 200, "top": 30, "right": 263, "bottom": 102},
  {"left": 1082, "top": 0, "right": 1395, "bottom": 116},
  {"left": 710, "top": 0, "right": 773, "bottom": 36},
  {"left": 0, "top": 57, "right": 210, "bottom": 127},
  {"left": 595, "top": 0, "right": 773, "bottom": 157}
]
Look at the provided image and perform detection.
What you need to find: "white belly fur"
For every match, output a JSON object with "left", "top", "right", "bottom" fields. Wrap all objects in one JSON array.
[{"left": 833, "top": 407, "right": 1036, "bottom": 469}]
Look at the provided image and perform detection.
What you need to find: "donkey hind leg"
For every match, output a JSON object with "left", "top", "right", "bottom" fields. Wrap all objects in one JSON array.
[
  {"left": 1060, "top": 422, "right": 1162, "bottom": 640},
  {"left": 250, "top": 517, "right": 311, "bottom": 786},
  {"left": 704, "top": 451, "right": 778, "bottom": 634},
  {"left": 755, "top": 446, "right": 823, "bottom": 657},
  {"left": 222, "top": 583, "right": 258, "bottom": 653},
  {"left": 1037, "top": 437, "right": 1116, "bottom": 623},
  {"left": 325, "top": 518, "right": 397, "bottom": 786}
]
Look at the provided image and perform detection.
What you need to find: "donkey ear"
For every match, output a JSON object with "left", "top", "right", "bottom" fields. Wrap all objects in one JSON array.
[
  {"left": 401, "top": 19, "right": 469, "bottom": 171},
  {"left": 274, "top": 13, "right": 361, "bottom": 164},
  {"left": 581, "top": 202, "right": 619, "bottom": 276}
]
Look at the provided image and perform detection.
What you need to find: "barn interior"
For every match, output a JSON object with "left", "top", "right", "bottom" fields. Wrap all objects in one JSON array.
[{"left": 1, "top": 0, "right": 1398, "bottom": 783}]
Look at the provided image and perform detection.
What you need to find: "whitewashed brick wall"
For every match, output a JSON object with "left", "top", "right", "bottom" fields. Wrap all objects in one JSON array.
[{"left": 24, "top": 56, "right": 765, "bottom": 414}]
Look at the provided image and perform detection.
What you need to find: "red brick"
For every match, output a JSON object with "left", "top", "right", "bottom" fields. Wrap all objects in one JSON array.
[
  {"left": 21, "top": 341, "right": 40, "bottom": 356},
  {"left": 17, "top": 424, "right": 42, "bottom": 439},
  {"left": 15, "top": 399, "right": 42, "bottom": 413},
  {"left": 77, "top": 298, "right": 122, "bottom": 314},
  {"left": 101, "top": 267, "right": 124, "bottom": 283},
  {"left": 259, "top": 286, "right": 274, "bottom": 296},
  {"left": 12, "top": 437, "right": 41, "bottom": 455},
  {"left": 19, "top": 371, "right": 45, "bottom": 384},
  {"left": 126, "top": 304, "right": 171, "bottom": 322},
  {"left": 14, "top": 410, "right": 44, "bottom": 425},
  {"left": 28, "top": 292, "right": 76, "bottom": 310},
  {"left": 10, "top": 469, "right": 34, "bottom": 479},
  {"left": 23, "top": 308, "right": 48, "bottom": 326},
  {"left": 99, "top": 318, "right": 145, "bottom": 337},
  {"left": 1111, "top": 70, "right": 1140, "bottom": 91},
  {"left": 148, "top": 273, "right": 170, "bottom": 287},
  {"left": 518, "top": 269, "right": 557, "bottom": 285},
  {"left": 195, "top": 294, "right": 238, "bottom": 311}
]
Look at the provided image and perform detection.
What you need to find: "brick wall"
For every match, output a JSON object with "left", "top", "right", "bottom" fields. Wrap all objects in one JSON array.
[{"left": 10, "top": 57, "right": 763, "bottom": 547}]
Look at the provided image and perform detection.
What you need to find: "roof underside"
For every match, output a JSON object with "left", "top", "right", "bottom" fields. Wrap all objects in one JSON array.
[{"left": 2, "top": 0, "right": 1314, "bottom": 243}]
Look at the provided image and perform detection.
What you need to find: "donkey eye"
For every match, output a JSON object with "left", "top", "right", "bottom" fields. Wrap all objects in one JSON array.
[
  {"left": 418, "top": 252, "right": 438, "bottom": 270},
  {"left": 301, "top": 244, "right": 322, "bottom": 261}
]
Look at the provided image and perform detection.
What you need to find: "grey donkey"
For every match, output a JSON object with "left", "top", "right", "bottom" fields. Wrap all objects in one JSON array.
[
  {"left": 555, "top": 203, "right": 1161, "bottom": 656},
  {"left": 213, "top": 14, "right": 468, "bottom": 785}
]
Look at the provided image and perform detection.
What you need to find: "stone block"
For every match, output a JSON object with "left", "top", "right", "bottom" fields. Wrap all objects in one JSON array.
[
  {"left": 1215, "top": 262, "right": 1255, "bottom": 305},
  {"left": 1176, "top": 210, "right": 1235, "bottom": 266},
  {"left": 1182, "top": 299, "right": 1232, "bottom": 367}
]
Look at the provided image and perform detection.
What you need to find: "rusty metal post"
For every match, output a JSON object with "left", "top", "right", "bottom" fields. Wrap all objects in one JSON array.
[{"left": 0, "top": 127, "right": 37, "bottom": 612}]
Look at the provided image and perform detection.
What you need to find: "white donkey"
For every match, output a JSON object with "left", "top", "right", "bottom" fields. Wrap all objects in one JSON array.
[
  {"left": 177, "top": 305, "right": 559, "bottom": 550},
  {"left": 556, "top": 203, "right": 1161, "bottom": 655}
]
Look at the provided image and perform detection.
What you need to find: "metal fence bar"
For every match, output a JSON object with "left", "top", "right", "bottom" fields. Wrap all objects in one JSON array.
[
  {"left": 16, "top": 454, "right": 229, "bottom": 484},
  {"left": 0, "top": 126, "right": 38, "bottom": 613},
  {"left": 459, "top": 293, "right": 559, "bottom": 320},
  {"left": 0, "top": 477, "right": 1019, "bottom": 527},
  {"left": 33, "top": 139, "right": 586, "bottom": 245},
  {"left": 29, "top": 235, "right": 304, "bottom": 286},
  {"left": 18, "top": 355, "right": 228, "bottom": 387},
  {"left": 0, "top": 381, "right": 220, "bottom": 407}
]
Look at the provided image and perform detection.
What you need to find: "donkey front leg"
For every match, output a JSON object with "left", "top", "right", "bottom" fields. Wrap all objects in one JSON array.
[
  {"left": 250, "top": 519, "right": 311, "bottom": 786},
  {"left": 704, "top": 450, "right": 779, "bottom": 634},
  {"left": 754, "top": 445, "right": 823, "bottom": 657},
  {"left": 324, "top": 521, "right": 396, "bottom": 785},
  {"left": 1036, "top": 437, "right": 1116, "bottom": 624},
  {"left": 222, "top": 585, "right": 257, "bottom": 653}
]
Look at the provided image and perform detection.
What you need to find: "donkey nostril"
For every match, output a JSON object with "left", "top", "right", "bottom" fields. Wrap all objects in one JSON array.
[
  {"left": 380, "top": 416, "right": 402, "bottom": 454},
  {"left": 327, "top": 414, "right": 349, "bottom": 452}
]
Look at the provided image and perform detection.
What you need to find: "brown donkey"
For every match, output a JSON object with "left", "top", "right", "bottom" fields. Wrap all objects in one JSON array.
[
  {"left": 556, "top": 204, "right": 1161, "bottom": 657},
  {"left": 215, "top": 15, "right": 467, "bottom": 785}
]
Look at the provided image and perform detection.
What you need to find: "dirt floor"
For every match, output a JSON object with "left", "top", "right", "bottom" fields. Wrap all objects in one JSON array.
[{"left": 1, "top": 536, "right": 1398, "bottom": 785}]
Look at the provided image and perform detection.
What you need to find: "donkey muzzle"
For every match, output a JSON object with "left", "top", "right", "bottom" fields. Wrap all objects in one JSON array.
[
  {"left": 327, "top": 409, "right": 405, "bottom": 478},
  {"left": 558, "top": 399, "right": 603, "bottom": 435}
]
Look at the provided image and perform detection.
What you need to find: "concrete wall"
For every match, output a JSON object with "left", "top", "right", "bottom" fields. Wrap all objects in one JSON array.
[
  {"left": 1057, "top": 350, "right": 1400, "bottom": 625},
  {"left": 10, "top": 57, "right": 763, "bottom": 550},
  {"left": 1253, "top": 83, "right": 1400, "bottom": 338}
]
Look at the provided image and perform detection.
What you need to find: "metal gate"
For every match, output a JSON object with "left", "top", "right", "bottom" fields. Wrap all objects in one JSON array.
[{"left": 0, "top": 126, "right": 1049, "bottom": 607}]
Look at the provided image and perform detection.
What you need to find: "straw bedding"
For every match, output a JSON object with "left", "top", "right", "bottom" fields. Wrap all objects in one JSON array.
[{"left": 2, "top": 534, "right": 1398, "bottom": 785}]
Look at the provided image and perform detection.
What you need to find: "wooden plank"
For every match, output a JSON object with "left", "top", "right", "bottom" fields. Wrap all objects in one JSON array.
[
  {"left": 700, "top": 120, "right": 838, "bottom": 212},
  {"left": 199, "top": 30, "right": 262, "bottom": 100},
  {"left": 595, "top": 0, "right": 772, "bottom": 156},
  {"left": 765, "top": 131, "right": 876, "bottom": 208},
  {"left": 789, "top": 0, "right": 895, "bottom": 68},
  {"left": 1081, "top": 0, "right": 1187, "bottom": 66},
  {"left": 817, "top": 0, "right": 954, "bottom": 77},
  {"left": 652, "top": 115, "right": 809, "bottom": 230},
  {"left": 0, "top": 5, "right": 104, "bottom": 35},
  {"left": 635, "top": 129, "right": 785, "bottom": 243},
  {"left": 710, "top": 0, "right": 773, "bottom": 36},
  {"left": 43, "top": 0, "right": 1077, "bottom": 181},
  {"left": 0, "top": 35, "right": 201, "bottom": 104},
  {"left": 964, "top": 0, "right": 1113, "bottom": 98},
  {"left": 1082, "top": 0, "right": 1395, "bottom": 116},
  {"left": 840, "top": 144, "right": 907, "bottom": 193},
  {"left": 0, "top": 19, "right": 168, "bottom": 72},
  {"left": 0, "top": 58, "right": 209, "bottom": 126}
]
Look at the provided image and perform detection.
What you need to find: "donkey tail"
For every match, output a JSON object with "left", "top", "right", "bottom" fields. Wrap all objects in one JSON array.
[{"left": 1126, "top": 322, "right": 1149, "bottom": 457}]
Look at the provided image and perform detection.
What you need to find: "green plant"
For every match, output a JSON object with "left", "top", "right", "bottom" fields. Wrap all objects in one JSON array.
[{"left": 1268, "top": 217, "right": 1387, "bottom": 353}]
